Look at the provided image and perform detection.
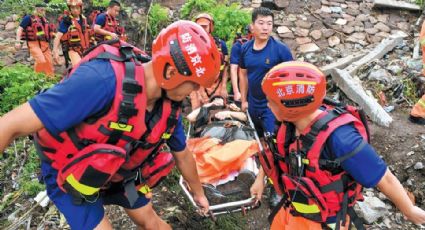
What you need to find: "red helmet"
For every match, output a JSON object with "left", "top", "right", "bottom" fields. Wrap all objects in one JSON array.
[
  {"left": 152, "top": 20, "right": 221, "bottom": 90},
  {"left": 194, "top": 13, "right": 214, "bottom": 33},
  {"left": 262, "top": 61, "right": 326, "bottom": 122}
]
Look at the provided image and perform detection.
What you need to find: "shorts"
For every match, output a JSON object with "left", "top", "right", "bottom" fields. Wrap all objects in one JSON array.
[
  {"left": 41, "top": 162, "right": 150, "bottom": 230},
  {"left": 248, "top": 107, "right": 277, "bottom": 138}
]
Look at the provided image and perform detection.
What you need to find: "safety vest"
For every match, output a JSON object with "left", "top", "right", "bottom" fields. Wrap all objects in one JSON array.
[
  {"left": 34, "top": 41, "right": 179, "bottom": 205},
  {"left": 95, "top": 13, "right": 127, "bottom": 42},
  {"left": 259, "top": 100, "right": 369, "bottom": 228},
  {"left": 60, "top": 15, "right": 93, "bottom": 54},
  {"left": 22, "top": 15, "right": 54, "bottom": 41}
]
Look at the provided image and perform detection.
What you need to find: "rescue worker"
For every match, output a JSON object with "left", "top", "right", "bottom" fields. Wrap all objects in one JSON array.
[
  {"left": 0, "top": 21, "right": 221, "bottom": 230},
  {"left": 239, "top": 7, "right": 293, "bottom": 208},
  {"left": 52, "top": 0, "right": 92, "bottom": 67},
  {"left": 229, "top": 25, "right": 252, "bottom": 102},
  {"left": 93, "top": 0, "right": 126, "bottom": 42},
  {"left": 15, "top": 3, "right": 55, "bottom": 77},
  {"left": 253, "top": 61, "right": 425, "bottom": 229},
  {"left": 190, "top": 13, "right": 229, "bottom": 109},
  {"left": 409, "top": 20, "right": 425, "bottom": 125}
]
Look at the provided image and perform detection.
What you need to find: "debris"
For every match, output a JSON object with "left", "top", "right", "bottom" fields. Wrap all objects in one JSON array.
[
  {"left": 330, "top": 69, "right": 393, "bottom": 127},
  {"left": 414, "top": 162, "right": 424, "bottom": 170},
  {"left": 321, "top": 52, "right": 366, "bottom": 76},
  {"left": 373, "top": 0, "right": 421, "bottom": 11},
  {"left": 407, "top": 151, "right": 415, "bottom": 156},
  {"left": 344, "top": 35, "right": 403, "bottom": 75},
  {"left": 383, "top": 105, "right": 394, "bottom": 113},
  {"left": 355, "top": 196, "right": 389, "bottom": 224},
  {"left": 34, "top": 190, "right": 49, "bottom": 208}
]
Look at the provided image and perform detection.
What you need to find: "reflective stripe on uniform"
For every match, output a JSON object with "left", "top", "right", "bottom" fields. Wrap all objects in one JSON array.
[
  {"left": 291, "top": 202, "right": 320, "bottom": 214},
  {"left": 418, "top": 98, "right": 425, "bottom": 108},
  {"left": 66, "top": 174, "right": 99, "bottom": 195}
]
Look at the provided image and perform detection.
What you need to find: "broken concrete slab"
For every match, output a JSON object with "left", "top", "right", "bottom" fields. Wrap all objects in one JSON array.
[
  {"left": 373, "top": 0, "right": 421, "bottom": 11},
  {"left": 330, "top": 69, "right": 393, "bottom": 127},
  {"left": 344, "top": 35, "right": 403, "bottom": 75},
  {"left": 320, "top": 52, "right": 366, "bottom": 76}
]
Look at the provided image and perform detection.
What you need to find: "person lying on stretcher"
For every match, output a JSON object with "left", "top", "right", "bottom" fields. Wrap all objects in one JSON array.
[{"left": 187, "top": 96, "right": 248, "bottom": 136}]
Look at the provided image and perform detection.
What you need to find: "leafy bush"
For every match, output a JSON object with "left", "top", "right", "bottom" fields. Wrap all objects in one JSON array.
[
  {"left": 180, "top": 0, "right": 216, "bottom": 19},
  {"left": 0, "top": 64, "right": 57, "bottom": 115},
  {"left": 148, "top": 3, "right": 170, "bottom": 37},
  {"left": 0, "top": 0, "right": 41, "bottom": 19},
  {"left": 179, "top": 0, "right": 251, "bottom": 46}
]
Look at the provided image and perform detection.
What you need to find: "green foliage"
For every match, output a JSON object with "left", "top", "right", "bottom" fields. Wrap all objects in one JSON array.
[
  {"left": 148, "top": 3, "right": 170, "bottom": 37},
  {"left": 180, "top": 0, "right": 251, "bottom": 45},
  {"left": 0, "top": 0, "right": 41, "bottom": 19},
  {"left": 402, "top": 77, "right": 420, "bottom": 103},
  {"left": 416, "top": 0, "right": 425, "bottom": 7},
  {"left": 180, "top": 0, "right": 217, "bottom": 19},
  {"left": 0, "top": 64, "right": 57, "bottom": 115},
  {"left": 208, "top": 3, "right": 251, "bottom": 43},
  {"left": 92, "top": 0, "right": 110, "bottom": 7}
]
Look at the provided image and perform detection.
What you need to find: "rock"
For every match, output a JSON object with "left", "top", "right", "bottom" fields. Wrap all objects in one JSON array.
[
  {"left": 0, "top": 25, "right": 5, "bottom": 30},
  {"left": 288, "top": 14, "right": 297, "bottom": 22},
  {"left": 365, "top": 28, "right": 378, "bottom": 35},
  {"left": 387, "top": 65, "right": 403, "bottom": 75},
  {"left": 252, "top": 3, "right": 261, "bottom": 7},
  {"left": 356, "top": 14, "right": 369, "bottom": 22},
  {"left": 414, "top": 162, "right": 424, "bottom": 170},
  {"left": 343, "top": 26, "right": 355, "bottom": 34},
  {"left": 295, "top": 20, "right": 312, "bottom": 29},
  {"left": 407, "top": 59, "right": 423, "bottom": 72},
  {"left": 296, "top": 37, "right": 312, "bottom": 45},
  {"left": 322, "top": 29, "right": 335, "bottom": 38},
  {"left": 375, "top": 31, "right": 390, "bottom": 38},
  {"left": 299, "top": 43, "right": 320, "bottom": 53},
  {"left": 279, "top": 32, "right": 295, "bottom": 39},
  {"left": 355, "top": 196, "right": 389, "bottom": 224},
  {"left": 5, "top": 22, "right": 16, "bottom": 31},
  {"left": 277, "top": 26, "right": 291, "bottom": 34},
  {"left": 328, "top": 36, "right": 340, "bottom": 47},
  {"left": 321, "top": 6, "right": 332, "bottom": 13},
  {"left": 369, "top": 16, "right": 378, "bottom": 24},
  {"left": 396, "top": 22, "right": 410, "bottom": 32},
  {"left": 335, "top": 18, "right": 347, "bottom": 25},
  {"left": 330, "top": 6, "right": 343, "bottom": 13},
  {"left": 377, "top": 14, "right": 389, "bottom": 23},
  {"left": 310, "top": 30, "right": 322, "bottom": 40},
  {"left": 260, "top": 0, "right": 289, "bottom": 9},
  {"left": 0, "top": 19, "right": 7, "bottom": 25},
  {"left": 368, "top": 69, "right": 393, "bottom": 83},
  {"left": 347, "top": 1, "right": 360, "bottom": 9},
  {"left": 374, "top": 22, "right": 391, "bottom": 33},
  {"left": 294, "top": 28, "right": 310, "bottom": 37},
  {"left": 345, "top": 8, "right": 360, "bottom": 16},
  {"left": 346, "top": 32, "right": 366, "bottom": 44},
  {"left": 342, "top": 13, "right": 356, "bottom": 22}
]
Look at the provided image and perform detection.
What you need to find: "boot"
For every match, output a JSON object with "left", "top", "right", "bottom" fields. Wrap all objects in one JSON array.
[{"left": 268, "top": 186, "right": 282, "bottom": 210}]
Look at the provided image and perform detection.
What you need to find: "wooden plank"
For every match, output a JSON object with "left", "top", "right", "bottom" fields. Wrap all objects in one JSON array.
[
  {"left": 344, "top": 35, "right": 403, "bottom": 75},
  {"left": 330, "top": 69, "right": 393, "bottom": 127},
  {"left": 320, "top": 53, "right": 366, "bottom": 76},
  {"left": 373, "top": 0, "right": 421, "bottom": 11}
]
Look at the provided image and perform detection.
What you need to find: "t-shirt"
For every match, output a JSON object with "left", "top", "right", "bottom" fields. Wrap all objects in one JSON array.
[
  {"left": 19, "top": 15, "right": 32, "bottom": 28},
  {"left": 323, "top": 124, "right": 387, "bottom": 188},
  {"left": 230, "top": 42, "right": 242, "bottom": 65},
  {"left": 218, "top": 39, "right": 228, "bottom": 56},
  {"left": 94, "top": 13, "right": 108, "bottom": 27},
  {"left": 239, "top": 37, "right": 293, "bottom": 110},
  {"left": 29, "top": 59, "right": 186, "bottom": 152}
]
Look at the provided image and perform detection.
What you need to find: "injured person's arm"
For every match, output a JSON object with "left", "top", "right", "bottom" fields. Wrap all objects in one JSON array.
[
  {"left": 187, "top": 97, "right": 225, "bottom": 123},
  {"left": 214, "top": 110, "right": 247, "bottom": 121}
]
